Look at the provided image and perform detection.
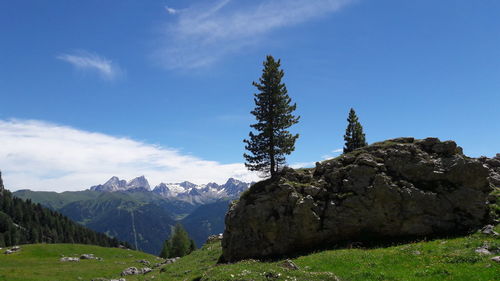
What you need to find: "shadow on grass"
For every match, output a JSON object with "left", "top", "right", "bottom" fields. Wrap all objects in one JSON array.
[{"left": 217, "top": 227, "right": 485, "bottom": 264}]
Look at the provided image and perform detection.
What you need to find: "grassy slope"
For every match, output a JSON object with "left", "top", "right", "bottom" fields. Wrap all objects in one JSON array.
[
  {"left": 0, "top": 226, "right": 498, "bottom": 281},
  {"left": 126, "top": 225, "right": 500, "bottom": 281},
  {"left": 0, "top": 244, "right": 158, "bottom": 281}
]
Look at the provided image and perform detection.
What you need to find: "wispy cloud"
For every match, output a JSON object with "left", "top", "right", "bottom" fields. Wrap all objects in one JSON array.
[
  {"left": 321, "top": 148, "right": 343, "bottom": 160},
  {"left": 165, "top": 6, "right": 178, "bottom": 15},
  {"left": 57, "top": 50, "right": 122, "bottom": 80},
  {"left": 0, "top": 119, "right": 258, "bottom": 191},
  {"left": 156, "top": 0, "right": 354, "bottom": 69},
  {"left": 290, "top": 162, "right": 315, "bottom": 169}
]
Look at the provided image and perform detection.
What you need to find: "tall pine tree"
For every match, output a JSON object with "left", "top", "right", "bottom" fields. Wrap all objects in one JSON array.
[
  {"left": 159, "top": 239, "right": 172, "bottom": 258},
  {"left": 343, "top": 108, "right": 367, "bottom": 153},
  {"left": 244, "top": 55, "right": 300, "bottom": 178}
]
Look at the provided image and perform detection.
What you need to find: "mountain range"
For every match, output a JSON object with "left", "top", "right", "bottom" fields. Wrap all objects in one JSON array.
[
  {"left": 14, "top": 176, "right": 252, "bottom": 255},
  {"left": 90, "top": 176, "right": 250, "bottom": 204}
]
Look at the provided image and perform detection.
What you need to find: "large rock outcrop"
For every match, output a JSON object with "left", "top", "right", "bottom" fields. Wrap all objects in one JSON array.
[{"left": 222, "top": 138, "right": 498, "bottom": 262}]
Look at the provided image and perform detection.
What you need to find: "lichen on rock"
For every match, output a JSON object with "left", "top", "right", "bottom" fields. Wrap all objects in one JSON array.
[{"left": 222, "top": 137, "right": 498, "bottom": 262}]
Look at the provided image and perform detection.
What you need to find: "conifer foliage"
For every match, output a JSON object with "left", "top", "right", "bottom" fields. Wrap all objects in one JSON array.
[
  {"left": 244, "top": 55, "right": 300, "bottom": 177},
  {"left": 159, "top": 223, "right": 195, "bottom": 258},
  {"left": 0, "top": 171, "right": 129, "bottom": 248},
  {"left": 343, "top": 108, "right": 367, "bottom": 153}
]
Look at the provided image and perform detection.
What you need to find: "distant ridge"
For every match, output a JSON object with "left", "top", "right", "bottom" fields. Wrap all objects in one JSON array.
[
  {"left": 15, "top": 176, "right": 253, "bottom": 254},
  {"left": 90, "top": 176, "right": 252, "bottom": 204},
  {"left": 0, "top": 171, "right": 130, "bottom": 249}
]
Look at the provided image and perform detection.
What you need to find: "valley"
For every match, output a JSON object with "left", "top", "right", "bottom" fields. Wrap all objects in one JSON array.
[{"left": 13, "top": 176, "right": 251, "bottom": 254}]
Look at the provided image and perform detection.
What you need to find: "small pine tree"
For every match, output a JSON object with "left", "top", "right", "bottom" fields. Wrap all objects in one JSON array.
[
  {"left": 189, "top": 239, "right": 196, "bottom": 252},
  {"left": 244, "top": 55, "right": 300, "bottom": 177},
  {"left": 159, "top": 239, "right": 171, "bottom": 258},
  {"left": 160, "top": 224, "right": 195, "bottom": 258},
  {"left": 170, "top": 224, "right": 190, "bottom": 257},
  {"left": 343, "top": 108, "right": 367, "bottom": 153}
]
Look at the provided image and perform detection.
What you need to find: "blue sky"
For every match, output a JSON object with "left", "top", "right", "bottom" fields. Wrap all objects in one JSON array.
[{"left": 0, "top": 0, "right": 499, "bottom": 191}]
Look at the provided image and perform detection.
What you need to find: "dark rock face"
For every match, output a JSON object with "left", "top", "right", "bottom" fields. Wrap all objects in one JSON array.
[
  {"left": 222, "top": 138, "right": 497, "bottom": 262},
  {"left": 479, "top": 154, "right": 500, "bottom": 189}
]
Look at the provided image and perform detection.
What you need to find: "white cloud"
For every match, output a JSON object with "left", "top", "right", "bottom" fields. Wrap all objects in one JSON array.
[
  {"left": 290, "top": 162, "right": 315, "bottom": 169},
  {"left": 0, "top": 119, "right": 258, "bottom": 192},
  {"left": 165, "top": 6, "right": 178, "bottom": 15},
  {"left": 156, "top": 0, "right": 354, "bottom": 69},
  {"left": 57, "top": 50, "right": 122, "bottom": 80},
  {"left": 321, "top": 148, "right": 343, "bottom": 160}
]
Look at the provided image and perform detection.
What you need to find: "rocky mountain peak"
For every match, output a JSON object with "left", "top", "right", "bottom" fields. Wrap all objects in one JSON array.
[
  {"left": 90, "top": 176, "right": 252, "bottom": 203},
  {"left": 126, "top": 176, "right": 150, "bottom": 191},
  {"left": 152, "top": 183, "right": 175, "bottom": 196},
  {"left": 106, "top": 176, "right": 119, "bottom": 182},
  {"left": 153, "top": 183, "right": 168, "bottom": 191},
  {"left": 179, "top": 181, "right": 197, "bottom": 189},
  {"left": 205, "top": 182, "right": 221, "bottom": 190},
  {"left": 223, "top": 178, "right": 250, "bottom": 196},
  {"left": 90, "top": 176, "right": 128, "bottom": 192},
  {"left": 103, "top": 176, "right": 127, "bottom": 188},
  {"left": 225, "top": 178, "right": 240, "bottom": 185},
  {"left": 188, "top": 188, "right": 202, "bottom": 196}
]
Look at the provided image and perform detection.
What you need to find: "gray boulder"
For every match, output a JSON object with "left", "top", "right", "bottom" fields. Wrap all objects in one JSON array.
[
  {"left": 475, "top": 242, "right": 494, "bottom": 255},
  {"left": 121, "top": 267, "right": 152, "bottom": 276},
  {"left": 121, "top": 267, "right": 140, "bottom": 276},
  {"left": 206, "top": 233, "right": 223, "bottom": 244},
  {"left": 136, "top": 259, "right": 150, "bottom": 265},
  {"left": 4, "top": 246, "right": 21, "bottom": 255},
  {"left": 60, "top": 257, "right": 79, "bottom": 262},
  {"left": 141, "top": 268, "right": 152, "bottom": 274},
  {"left": 222, "top": 138, "right": 496, "bottom": 262},
  {"left": 480, "top": 225, "right": 499, "bottom": 236},
  {"left": 280, "top": 259, "right": 299, "bottom": 270},
  {"left": 80, "top": 254, "right": 96, "bottom": 260}
]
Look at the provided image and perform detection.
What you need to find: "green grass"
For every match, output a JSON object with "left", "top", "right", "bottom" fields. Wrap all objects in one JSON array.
[
  {"left": 490, "top": 187, "right": 500, "bottom": 221},
  {"left": 0, "top": 244, "right": 158, "bottom": 281},
  {"left": 126, "top": 225, "right": 500, "bottom": 281},
  {"left": 1, "top": 225, "right": 499, "bottom": 281}
]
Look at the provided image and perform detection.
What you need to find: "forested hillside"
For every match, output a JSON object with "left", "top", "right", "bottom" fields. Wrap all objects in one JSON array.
[
  {"left": 0, "top": 172, "right": 129, "bottom": 248},
  {"left": 14, "top": 180, "right": 246, "bottom": 254},
  {"left": 181, "top": 200, "right": 230, "bottom": 247}
]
